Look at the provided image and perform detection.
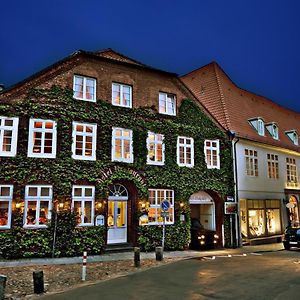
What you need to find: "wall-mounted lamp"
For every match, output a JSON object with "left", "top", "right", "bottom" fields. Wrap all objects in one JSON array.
[
  {"left": 97, "top": 202, "right": 103, "bottom": 209},
  {"left": 16, "top": 203, "right": 21, "bottom": 209},
  {"left": 59, "top": 202, "right": 64, "bottom": 209},
  {"left": 180, "top": 202, "right": 184, "bottom": 208}
]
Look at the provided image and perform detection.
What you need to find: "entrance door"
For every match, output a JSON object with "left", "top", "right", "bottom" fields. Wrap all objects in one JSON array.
[{"left": 107, "top": 184, "right": 128, "bottom": 244}]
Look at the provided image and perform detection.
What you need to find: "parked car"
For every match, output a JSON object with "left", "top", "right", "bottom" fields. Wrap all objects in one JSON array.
[
  {"left": 283, "top": 226, "right": 300, "bottom": 250},
  {"left": 190, "top": 218, "right": 219, "bottom": 250}
]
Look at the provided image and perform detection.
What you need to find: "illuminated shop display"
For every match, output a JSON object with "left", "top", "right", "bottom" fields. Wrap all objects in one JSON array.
[{"left": 240, "top": 199, "right": 282, "bottom": 239}]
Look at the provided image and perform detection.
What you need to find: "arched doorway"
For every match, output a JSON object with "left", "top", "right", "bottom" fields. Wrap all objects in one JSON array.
[
  {"left": 107, "top": 184, "right": 128, "bottom": 244},
  {"left": 189, "top": 191, "right": 216, "bottom": 230},
  {"left": 288, "top": 195, "right": 299, "bottom": 226}
]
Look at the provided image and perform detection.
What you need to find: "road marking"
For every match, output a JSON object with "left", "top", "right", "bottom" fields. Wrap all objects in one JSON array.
[{"left": 250, "top": 252, "right": 263, "bottom": 256}]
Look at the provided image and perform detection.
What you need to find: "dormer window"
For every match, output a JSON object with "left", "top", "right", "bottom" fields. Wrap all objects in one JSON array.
[
  {"left": 285, "top": 130, "right": 299, "bottom": 146},
  {"left": 248, "top": 118, "right": 265, "bottom": 136},
  {"left": 266, "top": 123, "right": 279, "bottom": 140}
]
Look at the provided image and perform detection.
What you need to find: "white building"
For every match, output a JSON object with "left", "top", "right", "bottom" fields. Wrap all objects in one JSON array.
[{"left": 182, "top": 62, "right": 300, "bottom": 245}]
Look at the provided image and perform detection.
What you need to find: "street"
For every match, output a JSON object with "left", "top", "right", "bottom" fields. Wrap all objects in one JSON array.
[{"left": 41, "top": 250, "right": 300, "bottom": 300}]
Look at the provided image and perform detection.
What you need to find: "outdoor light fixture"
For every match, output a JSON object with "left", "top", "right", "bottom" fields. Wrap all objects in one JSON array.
[
  {"left": 180, "top": 202, "right": 184, "bottom": 208},
  {"left": 97, "top": 202, "right": 103, "bottom": 208},
  {"left": 59, "top": 202, "right": 64, "bottom": 209},
  {"left": 141, "top": 203, "right": 146, "bottom": 209},
  {"left": 16, "top": 203, "right": 21, "bottom": 209}
]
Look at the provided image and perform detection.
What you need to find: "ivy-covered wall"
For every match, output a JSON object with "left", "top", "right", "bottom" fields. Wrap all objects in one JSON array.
[{"left": 0, "top": 86, "right": 234, "bottom": 257}]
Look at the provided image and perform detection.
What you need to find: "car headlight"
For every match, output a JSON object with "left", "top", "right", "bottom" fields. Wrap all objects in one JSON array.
[{"left": 214, "top": 234, "right": 219, "bottom": 239}]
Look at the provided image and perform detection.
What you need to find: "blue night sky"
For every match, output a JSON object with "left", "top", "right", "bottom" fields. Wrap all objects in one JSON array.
[{"left": 1, "top": 0, "right": 300, "bottom": 112}]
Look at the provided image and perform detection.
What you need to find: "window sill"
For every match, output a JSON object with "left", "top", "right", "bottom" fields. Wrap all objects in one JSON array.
[
  {"left": 28, "top": 153, "right": 56, "bottom": 159},
  {"left": 72, "top": 155, "right": 96, "bottom": 161},
  {"left": 112, "top": 103, "right": 132, "bottom": 109},
  {"left": 73, "top": 96, "right": 96, "bottom": 103}
]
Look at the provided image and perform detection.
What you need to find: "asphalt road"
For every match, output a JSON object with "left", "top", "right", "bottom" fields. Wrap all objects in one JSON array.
[{"left": 42, "top": 250, "right": 300, "bottom": 300}]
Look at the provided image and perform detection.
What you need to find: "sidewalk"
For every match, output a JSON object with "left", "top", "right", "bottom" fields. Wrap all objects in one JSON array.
[{"left": 0, "top": 243, "right": 284, "bottom": 268}]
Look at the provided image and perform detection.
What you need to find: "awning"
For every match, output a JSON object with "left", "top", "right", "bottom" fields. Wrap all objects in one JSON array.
[{"left": 189, "top": 191, "right": 214, "bottom": 204}]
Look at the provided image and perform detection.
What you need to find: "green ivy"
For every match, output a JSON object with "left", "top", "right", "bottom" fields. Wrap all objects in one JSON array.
[{"left": 0, "top": 86, "right": 235, "bottom": 256}]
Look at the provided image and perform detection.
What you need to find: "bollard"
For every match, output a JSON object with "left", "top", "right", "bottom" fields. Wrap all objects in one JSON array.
[
  {"left": 33, "top": 271, "right": 44, "bottom": 294},
  {"left": 82, "top": 251, "right": 87, "bottom": 281},
  {"left": 134, "top": 247, "right": 141, "bottom": 267},
  {"left": 155, "top": 246, "right": 163, "bottom": 261},
  {"left": 0, "top": 275, "right": 7, "bottom": 300}
]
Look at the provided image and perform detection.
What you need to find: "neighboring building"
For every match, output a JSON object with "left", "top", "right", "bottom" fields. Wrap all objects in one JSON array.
[
  {"left": 0, "top": 49, "right": 234, "bottom": 258},
  {"left": 182, "top": 62, "right": 300, "bottom": 245}
]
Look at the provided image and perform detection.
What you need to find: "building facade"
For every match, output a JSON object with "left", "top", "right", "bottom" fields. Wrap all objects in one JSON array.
[
  {"left": 0, "top": 50, "right": 234, "bottom": 258},
  {"left": 182, "top": 62, "right": 300, "bottom": 245}
]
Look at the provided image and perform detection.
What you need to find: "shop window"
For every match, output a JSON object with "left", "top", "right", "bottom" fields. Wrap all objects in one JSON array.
[
  {"left": 28, "top": 119, "right": 57, "bottom": 158},
  {"left": 245, "top": 149, "right": 258, "bottom": 176},
  {"left": 204, "top": 140, "right": 220, "bottom": 169},
  {"left": 0, "top": 117, "right": 19, "bottom": 157},
  {"left": 72, "top": 122, "right": 97, "bottom": 161},
  {"left": 112, "top": 83, "right": 132, "bottom": 108},
  {"left": 0, "top": 185, "right": 13, "bottom": 229},
  {"left": 146, "top": 132, "right": 164, "bottom": 165},
  {"left": 286, "top": 157, "right": 298, "bottom": 186},
  {"left": 24, "top": 186, "right": 52, "bottom": 228},
  {"left": 147, "top": 189, "right": 174, "bottom": 225},
  {"left": 288, "top": 195, "right": 299, "bottom": 227},
  {"left": 72, "top": 185, "right": 95, "bottom": 226},
  {"left": 248, "top": 209, "right": 265, "bottom": 237},
  {"left": 159, "top": 92, "right": 176, "bottom": 116},
  {"left": 267, "top": 154, "right": 279, "bottom": 179},
  {"left": 73, "top": 75, "right": 96, "bottom": 102},
  {"left": 177, "top": 136, "right": 194, "bottom": 167},
  {"left": 111, "top": 127, "right": 133, "bottom": 163}
]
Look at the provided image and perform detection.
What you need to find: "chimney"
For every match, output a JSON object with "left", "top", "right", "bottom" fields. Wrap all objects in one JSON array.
[{"left": 0, "top": 84, "right": 4, "bottom": 92}]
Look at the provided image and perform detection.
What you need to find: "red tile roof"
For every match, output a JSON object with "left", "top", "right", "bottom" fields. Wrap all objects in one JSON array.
[{"left": 181, "top": 62, "right": 300, "bottom": 152}]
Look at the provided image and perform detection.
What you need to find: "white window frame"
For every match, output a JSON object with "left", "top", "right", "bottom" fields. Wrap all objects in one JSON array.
[
  {"left": 159, "top": 92, "right": 176, "bottom": 116},
  {"left": 204, "top": 140, "right": 220, "bottom": 169},
  {"left": 72, "top": 122, "right": 97, "bottom": 161},
  {"left": 72, "top": 185, "right": 95, "bottom": 226},
  {"left": 24, "top": 185, "right": 52, "bottom": 228},
  {"left": 285, "top": 130, "right": 299, "bottom": 146},
  {"left": 111, "top": 127, "right": 133, "bottom": 163},
  {"left": 245, "top": 149, "right": 258, "bottom": 177},
  {"left": 0, "top": 185, "right": 13, "bottom": 229},
  {"left": 257, "top": 119, "right": 265, "bottom": 136},
  {"left": 177, "top": 136, "right": 194, "bottom": 167},
  {"left": 73, "top": 75, "right": 96, "bottom": 102},
  {"left": 0, "top": 117, "right": 19, "bottom": 157},
  {"left": 146, "top": 132, "right": 165, "bottom": 165},
  {"left": 27, "top": 119, "right": 57, "bottom": 158},
  {"left": 267, "top": 154, "right": 279, "bottom": 179},
  {"left": 286, "top": 157, "right": 298, "bottom": 183},
  {"left": 148, "top": 189, "right": 174, "bottom": 225},
  {"left": 112, "top": 83, "right": 132, "bottom": 108}
]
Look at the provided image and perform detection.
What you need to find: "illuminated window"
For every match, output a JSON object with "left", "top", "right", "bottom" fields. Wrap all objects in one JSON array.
[
  {"left": 28, "top": 119, "right": 57, "bottom": 158},
  {"left": 0, "top": 117, "right": 19, "bottom": 157},
  {"left": 72, "top": 186, "right": 95, "bottom": 226},
  {"left": 72, "top": 122, "right": 97, "bottom": 161},
  {"left": 288, "top": 195, "right": 299, "bottom": 226},
  {"left": 245, "top": 149, "right": 258, "bottom": 176},
  {"left": 159, "top": 92, "right": 176, "bottom": 116},
  {"left": 286, "top": 157, "right": 298, "bottom": 184},
  {"left": 204, "top": 140, "right": 220, "bottom": 169},
  {"left": 177, "top": 136, "right": 194, "bottom": 167},
  {"left": 111, "top": 127, "right": 133, "bottom": 163},
  {"left": 267, "top": 154, "right": 279, "bottom": 179},
  {"left": 112, "top": 83, "right": 132, "bottom": 108},
  {"left": 146, "top": 132, "right": 164, "bottom": 165},
  {"left": 0, "top": 185, "right": 13, "bottom": 229},
  {"left": 148, "top": 189, "right": 174, "bottom": 225},
  {"left": 73, "top": 75, "right": 96, "bottom": 102},
  {"left": 24, "top": 185, "right": 52, "bottom": 228}
]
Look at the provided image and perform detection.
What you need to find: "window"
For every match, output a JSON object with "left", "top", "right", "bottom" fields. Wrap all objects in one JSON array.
[
  {"left": 148, "top": 189, "right": 174, "bottom": 225},
  {"left": 267, "top": 154, "right": 279, "bottom": 179},
  {"left": 147, "top": 132, "right": 164, "bottom": 165},
  {"left": 266, "top": 123, "right": 279, "bottom": 140},
  {"left": 24, "top": 186, "right": 52, "bottom": 228},
  {"left": 0, "top": 117, "right": 19, "bottom": 157},
  {"left": 159, "top": 92, "right": 176, "bottom": 116},
  {"left": 72, "top": 186, "right": 95, "bottom": 226},
  {"left": 72, "top": 122, "right": 97, "bottom": 161},
  {"left": 0, "top": 185, "right": 13, "bottom": 229},
  {"left": 245, "top": 149, "right": 258, "bottom": 176},
  {"left": 286, "top": 157, "right": 298, "bottom": 184},
  {"left": 28, "top": 119, "right": 57, "bottom": 158},
  {"left": 112, "top": 83, "right": 132, "bottom": 108},
  {"left": 73, "top": 75, "right": 96, "bottom": 102},
  {"left": 177, "top": 136, "right": 194, "bottom": 167},
  {"left": 249, "top": 118, "right": 265, "bottom": 136},
  {"left": 285, "top": 130, "right": 299, "bottom": 146},
  {"left": 111, "top": 127, "right": 133, "bottom": 163},
  {"left": 204, "top": 140, "right": 220, "bottom": 169}
]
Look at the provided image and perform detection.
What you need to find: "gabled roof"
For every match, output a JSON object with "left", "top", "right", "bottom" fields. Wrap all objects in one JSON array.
[
  {"left": 0, "top": 48, "right": 176, "bottom": 98},
  {"left": 181, "top": 62, "right": 300, "bottom": 152}
]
